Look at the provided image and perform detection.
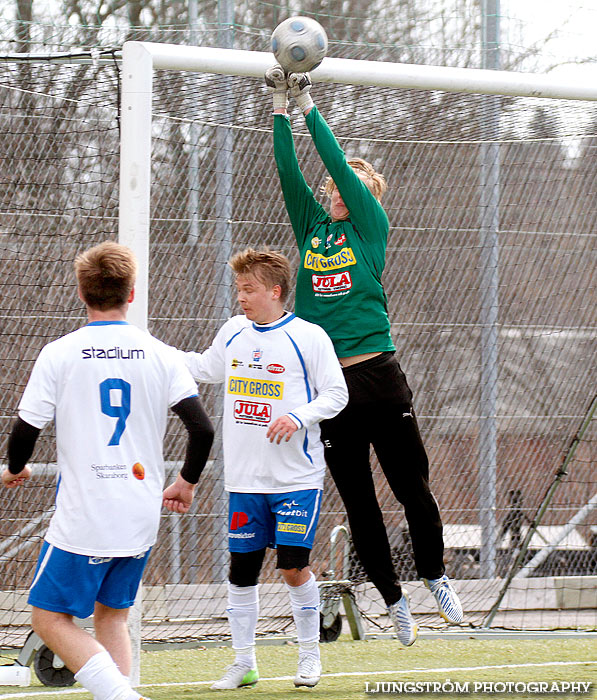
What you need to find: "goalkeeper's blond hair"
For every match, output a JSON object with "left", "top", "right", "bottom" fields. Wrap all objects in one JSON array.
[
  {"left": 229, "top": 248, "right": 292, "bottom": 303},
  {"left": 75, "top": 240, "right": 137, "bottom": 310},
  {"left": 322, "top": 157, "right": 387, "bottom": 201}
]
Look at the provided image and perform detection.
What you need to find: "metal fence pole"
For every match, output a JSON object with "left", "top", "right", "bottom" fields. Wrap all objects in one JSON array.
[
  {"left": 478, "top": 0, "right": 501, "bottom": 579},
  {"left": 212, "top": 0, "right": 235, "bottom": 583}
]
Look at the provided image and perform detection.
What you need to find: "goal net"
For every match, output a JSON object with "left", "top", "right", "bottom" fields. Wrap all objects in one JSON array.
[{"left": 1, "top": 43, "right": 595, "bottom": 649}]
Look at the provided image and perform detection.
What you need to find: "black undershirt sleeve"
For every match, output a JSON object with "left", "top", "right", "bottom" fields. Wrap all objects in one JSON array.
[
  {"left": 9, "top": 400, "right": 214, "bottom": 482},
  {"left": 8, "top": 417, "right": 41, "bottom": 474},
  {"left": 171, "top": 396, "right": 215, "bottom": 485}
]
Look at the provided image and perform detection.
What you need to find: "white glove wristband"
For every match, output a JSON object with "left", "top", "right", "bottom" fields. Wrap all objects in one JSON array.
[
  {"left": 272, "top": 91, "right": 289, "bottom": 112},
  {"left": 295, "top": 93, "right": 314, "bottom": 113}
]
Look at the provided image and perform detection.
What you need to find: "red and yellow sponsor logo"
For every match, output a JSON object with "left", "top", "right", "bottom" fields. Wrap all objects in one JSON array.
[
  {"left": 312, "top": 271, "right": 352, "bottom": 294},
  {"left": 304, "top": 247, "right": 356, "bottom": 272},
  {"left": 132, "top": 462, "right": 145, "bottom": 480},
  {"left": 234, "top": 400, "right": 272, "bottom": 424}
]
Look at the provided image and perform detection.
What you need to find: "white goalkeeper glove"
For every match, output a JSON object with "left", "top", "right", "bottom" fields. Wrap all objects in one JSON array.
[
  {"left": 264, "top": 64, "right": 288, "bottom": 112},
  {"left": 288, "top": 72, "right": 314, "bottom": 114}
]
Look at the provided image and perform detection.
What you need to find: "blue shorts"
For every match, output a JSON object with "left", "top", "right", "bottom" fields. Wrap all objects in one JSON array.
[
  {"left": 228, "top": 489, "right": 322, "bottom": 553},
  {"left": 28, "top": 541, "right": 151, "bottom": 619}
]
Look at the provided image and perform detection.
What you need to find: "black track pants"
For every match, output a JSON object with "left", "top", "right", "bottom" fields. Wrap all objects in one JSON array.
[{"left": 320, "top": 352, "right": 445, "bottom": 607}]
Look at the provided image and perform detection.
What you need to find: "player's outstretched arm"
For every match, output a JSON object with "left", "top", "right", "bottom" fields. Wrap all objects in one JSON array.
[
  {"left": 179, "top": 320, "right": 231, "bottom": 385},
  {"left": 288, "top": 72, "right": 314, "bottom": 115},
  {"left": 265, "top": 64, "right": 289, "bottom": 114},
  {"left": 271, "top": 71, "right": 327, "bottom": 247},
  {"left": 2, "top": 417, "right": 40, "bottom": 488}
]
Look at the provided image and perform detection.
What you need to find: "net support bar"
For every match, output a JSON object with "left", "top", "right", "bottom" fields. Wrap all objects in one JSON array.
[{"left": 515, "top": 492, "right": 597, "bottom": 579}]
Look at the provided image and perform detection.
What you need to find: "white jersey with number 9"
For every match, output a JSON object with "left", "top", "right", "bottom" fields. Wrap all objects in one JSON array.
[{"left": 18, "top": 321, "right": 198, "bottom": 557}]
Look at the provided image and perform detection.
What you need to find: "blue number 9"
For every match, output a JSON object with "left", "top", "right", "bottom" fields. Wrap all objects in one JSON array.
[{"left": 99, "top": 378, "right": 131, "bottom": 446}]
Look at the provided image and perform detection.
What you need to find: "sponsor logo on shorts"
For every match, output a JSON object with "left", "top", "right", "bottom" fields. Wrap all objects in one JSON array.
[
  {"left": 304, "top": 247, "right": 356, "bottom": 272},
  {"left": 277, "top": 522, "right": 307, "bottom": 534},
  {"left": 278, "top": 500, "right": 308, "bottom": 517},
  {"left": 278, "top": 508, "right": 308, "bottom": 517},
  {"left": 229, "top": 532, "right": 256, "bottom": 539},
  {"left": 234, "top": 400, "right": 272, "bottom": 425},
  {"left": 230, "top": 512, "right": 248, "bottom": 530},
  {"left": 267, "top": 363, "right": 285, "bottom": 374},
  {"left": 312, "top": 271, "right": 353, "bottom": 294},
  {"left": 228, "top": 377, "right": 283, "bottom": 399},
  {"left": 88, "top": 556, "right": 113, "bottom": 565}
]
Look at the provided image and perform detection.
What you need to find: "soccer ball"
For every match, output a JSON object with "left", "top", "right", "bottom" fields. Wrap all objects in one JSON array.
[{"left": 271, "top": 16, "right": 328, "bottom": 74}]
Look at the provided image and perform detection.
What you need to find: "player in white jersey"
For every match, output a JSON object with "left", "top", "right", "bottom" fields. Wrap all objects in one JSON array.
[
  {"left": 2, "top": 241, "right": 214, "bottom": 700},
  {"left": 178, "top": 248, "right": 347, "bottom": 690}
]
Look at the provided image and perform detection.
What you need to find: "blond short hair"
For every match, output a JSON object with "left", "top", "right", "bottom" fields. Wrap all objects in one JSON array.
[
  {"left": 321, "top": 157, "right": 387, "bottom": 201},
  {"left": 228, "top": 248, "right": 292, "bottom": 303},
  {"left": 75, "top": 240, "right": 137, "bottom": 310}
]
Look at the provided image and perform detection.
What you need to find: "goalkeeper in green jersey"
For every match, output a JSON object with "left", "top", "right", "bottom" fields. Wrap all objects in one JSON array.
[{"left": 265, "top": 66, "right": 464, "bottom": 645}]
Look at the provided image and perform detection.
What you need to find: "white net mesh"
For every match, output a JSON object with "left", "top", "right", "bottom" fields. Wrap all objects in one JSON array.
[{"left": 1, "top": 37, "right": 596, "bottom": 647}]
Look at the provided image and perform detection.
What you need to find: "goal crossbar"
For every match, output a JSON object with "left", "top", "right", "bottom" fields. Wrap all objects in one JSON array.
[{"left": 126, "top": 41, "right": 597, "bottom": 100}]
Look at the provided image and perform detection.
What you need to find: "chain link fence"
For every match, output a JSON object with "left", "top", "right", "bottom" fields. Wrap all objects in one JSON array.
[{"left": 1, "top": 8, "right": 596, "bottom": 647}]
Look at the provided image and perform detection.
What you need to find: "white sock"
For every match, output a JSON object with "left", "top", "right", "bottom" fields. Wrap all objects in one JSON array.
[
  {"left": 287, "top": 572, "right": 320, "bottom": 658},
  {"left": 74, "top": 651, "right": 138, "bottom": 700},
  {"left": 93, "top": 674, "right": 133, "bottom": 700},
  {"left": 227, "top": 582, "right": 258, "bottom": 668},
  {"left": 233, "top": 646, "right": 255, "bottom": 669}
]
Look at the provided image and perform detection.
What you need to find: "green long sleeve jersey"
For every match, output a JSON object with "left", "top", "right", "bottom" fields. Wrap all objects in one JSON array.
[{"left": 274, "top": 107, "right": 395, "bottom": 358}]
